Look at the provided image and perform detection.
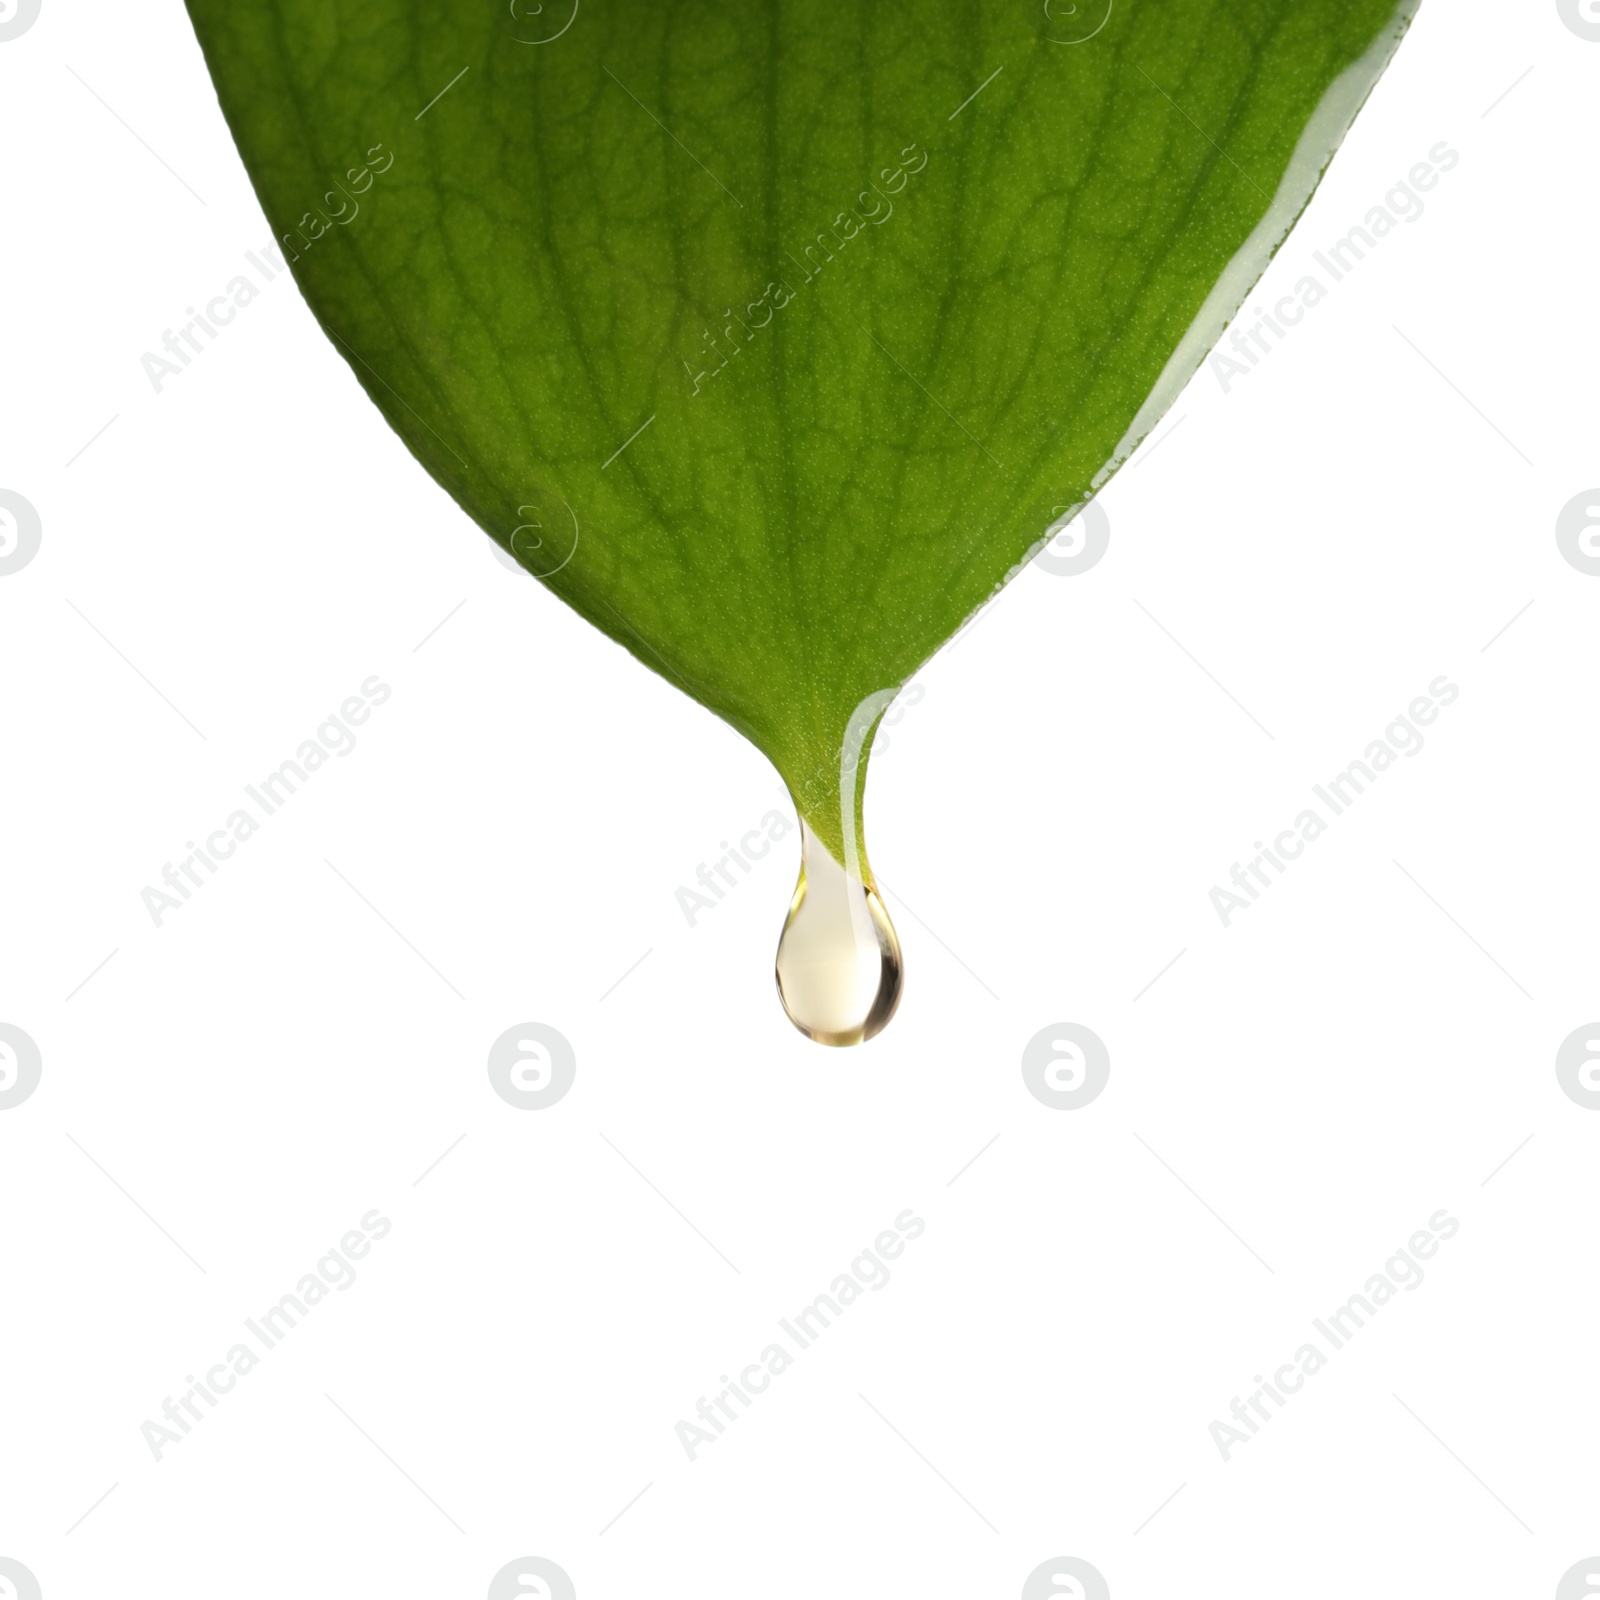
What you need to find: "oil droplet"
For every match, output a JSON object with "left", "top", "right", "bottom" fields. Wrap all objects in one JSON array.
[{"left": 775, "top": 820, "right": 902, "bottom": 1046}]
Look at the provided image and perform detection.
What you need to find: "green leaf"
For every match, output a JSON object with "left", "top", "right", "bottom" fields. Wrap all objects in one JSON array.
[{"left": 183, "top": 0, "right": 1416, "bottom": 865}]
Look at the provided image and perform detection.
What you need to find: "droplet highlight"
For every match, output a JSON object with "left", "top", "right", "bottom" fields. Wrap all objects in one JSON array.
[{"left": 775, "top": 820, "right": 902, "bottom": 1046}]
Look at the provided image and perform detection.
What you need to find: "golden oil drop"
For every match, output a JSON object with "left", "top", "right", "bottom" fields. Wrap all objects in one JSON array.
[{"left": 774, "top": 820, "right": 902, "bottom": 1046}]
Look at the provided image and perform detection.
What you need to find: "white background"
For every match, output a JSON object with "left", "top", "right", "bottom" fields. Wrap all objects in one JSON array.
[{"left": 2, "top": 2, "right": 1598, "bottom": 1597}]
